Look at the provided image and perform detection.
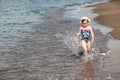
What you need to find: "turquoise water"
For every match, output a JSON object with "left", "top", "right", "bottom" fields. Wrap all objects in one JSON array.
[
  {"left": 0, "top": 0, "right": 106, "bottom": 48},
  {"left": 0, "top": 0, "right": 111, "bottom": 80},
  {"left": 0, "top": 0, "right": 106, "bottom": 25}
]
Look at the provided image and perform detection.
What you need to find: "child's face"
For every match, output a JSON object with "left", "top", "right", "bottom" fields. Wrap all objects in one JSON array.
[{"left": 81, "top": 20, "right": 89, "bottom": 27}]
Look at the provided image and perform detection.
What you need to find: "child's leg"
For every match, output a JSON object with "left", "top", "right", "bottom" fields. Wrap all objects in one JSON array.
[
  {"left": 86, "top": 41, "right": 91, "bottom": 53},
  {"left": 81, "top": 40, "right": 88, "bottom": 62}
]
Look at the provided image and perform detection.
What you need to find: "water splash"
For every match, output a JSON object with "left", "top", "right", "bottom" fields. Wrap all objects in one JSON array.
[
  {"left": 55, "top": 31, "right": 82, "bottom": 55},
  {"left": 56, "top": 30, "right": 114, "bottom": 80},
  {"left": 104, "top": 74, "right": 114, "bottom": 80},
  {"left": 64, "top": 37, "right": 82, "bottom": 54}
]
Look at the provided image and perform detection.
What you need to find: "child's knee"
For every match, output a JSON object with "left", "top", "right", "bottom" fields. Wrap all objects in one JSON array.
[
  {"left": 87, "top": 49, "right": 90, "bottom": 53},
  {"left": 83, "top": 48, "right": 87, "bottom": 53}
]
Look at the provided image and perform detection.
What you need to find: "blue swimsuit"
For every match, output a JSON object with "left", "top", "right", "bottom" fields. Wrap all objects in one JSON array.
[{"left": 81, "top": 27, "right": 91, "bottom": 42}]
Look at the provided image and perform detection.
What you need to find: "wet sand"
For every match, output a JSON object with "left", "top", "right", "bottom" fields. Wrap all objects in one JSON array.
[
  {"left": 92, "top": 0, "right": 120, "bottom": 80},
  {"left": 105, "top": 39, "right": 120, "bottom": 80},
  {"left": 92, "top": 0, "right": 120, "bottom": 39}
]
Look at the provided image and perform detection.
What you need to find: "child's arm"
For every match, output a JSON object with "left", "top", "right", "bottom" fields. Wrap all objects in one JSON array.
[
  {"left": 77, "top": 27, "right": 81, "bottom": 38},
  {"left": 90, "top": 27, "right": 94, "bottom": 44},
  {"left": 74, "top": 27, "right": 81, "bottom": 43}
]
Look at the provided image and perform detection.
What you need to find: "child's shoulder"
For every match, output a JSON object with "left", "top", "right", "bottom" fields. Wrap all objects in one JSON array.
[
  {"left": 88, "top": 26, "right": 92, "bottom": 28},
  {"left": 87, "top": 26, "right": 92, "bottom": 29}
]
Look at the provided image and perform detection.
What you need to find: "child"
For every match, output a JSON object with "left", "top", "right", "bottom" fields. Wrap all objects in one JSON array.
[{"left": 75, "top": 16, "right": 94, "bottom": 63}]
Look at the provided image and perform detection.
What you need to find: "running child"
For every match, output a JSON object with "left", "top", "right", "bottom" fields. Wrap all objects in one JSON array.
[{"left": 75, "top": 16, "right": 94, "bottom": 62}]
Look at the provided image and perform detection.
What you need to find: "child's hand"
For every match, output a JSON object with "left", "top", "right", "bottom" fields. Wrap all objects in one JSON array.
[
  {"left": 76, "top": 33, "right": 79, "bottom": 36},
  {"left": 91, "top": 40, "right": 94, "bottom": 45},
  {"left": 74, "top": 37, "right": 79, "bottom": 43}
]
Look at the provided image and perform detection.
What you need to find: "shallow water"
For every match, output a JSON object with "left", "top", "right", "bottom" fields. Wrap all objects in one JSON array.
[
  {"left": 0, "top": 7, "right": 112, "bottom": 80},
  {"left": 0, "top": 0, "right": 107, "bottom": 49},
  {"left": 0, "top": 0, "right": 113, "bottom": 80}
]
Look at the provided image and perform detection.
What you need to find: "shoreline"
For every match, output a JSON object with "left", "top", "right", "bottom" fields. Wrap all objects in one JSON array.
[
  {"left": 92, "top": 0, "right": 120, "bottom": 40},
  {"left": 92, "top": 0, "right": 120, "bottom": 79},
  {"left": 0, "top": 0, "right": 117, "bottom": 80},
  {"left": 0, "top": 1, "right": 119, "bottom": 79}
]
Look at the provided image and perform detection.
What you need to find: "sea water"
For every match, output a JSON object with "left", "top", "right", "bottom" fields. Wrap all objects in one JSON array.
[
  {"left": 0, "top": 0, "right": 111, "bottom": 80},
  {"left": 0, "top": 0, "right": 108, "bottom": 51}
]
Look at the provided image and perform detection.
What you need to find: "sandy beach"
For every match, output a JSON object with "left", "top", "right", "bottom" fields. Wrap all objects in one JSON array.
[
  {"left": 92, "top": 0, "right": 120, "bottom": 80},
  {"left": 93, "top": 0, "right": 120, "bottom": 39}
]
